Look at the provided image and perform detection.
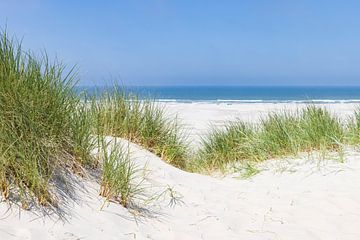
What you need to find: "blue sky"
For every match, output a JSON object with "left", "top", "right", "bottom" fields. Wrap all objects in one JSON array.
[{"left": 1, "top": 0, "right": 360, "bottom": 86}]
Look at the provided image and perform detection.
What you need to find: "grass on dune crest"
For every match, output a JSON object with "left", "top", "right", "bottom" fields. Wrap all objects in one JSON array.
[
  {"left": 0, "top": 31, "right": 98, "bottom": 208},
  {"left": 191, "top": 122, "right": 256, "bottom": 172},
  {"left": 98, "top": 136, "right": 143, "bottom": 208},
  {"left": 346, "top": 107, "right": 360, "bottom": 145},
  {"left": 195, "top": 106, "right": 345, "bottom": 172},
  {"left": 90, "top": 87, "right": 189, "bottom": 169},
  {"left": 0, "top": 28, "right": 184, "bottom": 210},
  {"left": 0, "top": 30, "right": 141, "bottom": 210}
]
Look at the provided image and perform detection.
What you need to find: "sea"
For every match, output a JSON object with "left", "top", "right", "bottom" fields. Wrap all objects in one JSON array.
[{"left": 77, "top": 86, "right": 360, "bottom": 103}]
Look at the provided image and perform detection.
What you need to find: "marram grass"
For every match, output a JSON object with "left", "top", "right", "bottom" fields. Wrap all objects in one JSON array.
[
  {"left": 0, "top": 31, "right": 96, "bottom": 207},
  {"left": 195, "top": 106, "right": 345, "bottom": 172},
  {"left": 0, "top": 29, "right": 186, "bottom": 210},
  {"left": 346, "top": 107, "right": 360, "bottom": 145},
  {"left": 192, "top": 121, "right": 255, "bottom": 171},
  {"left": 0, "top": 30, "right": 140, "bottom": 210},
  {"left": 90, "top": 88, "right": 189, "bottom": 169},
  {"left": 98, "top": 137, "right": 142, "bottom": 208}
]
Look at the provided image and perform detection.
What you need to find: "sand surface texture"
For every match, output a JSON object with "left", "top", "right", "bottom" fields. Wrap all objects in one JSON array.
[{"left": 1, "top": 103, "right": 360, "bottom": 240}]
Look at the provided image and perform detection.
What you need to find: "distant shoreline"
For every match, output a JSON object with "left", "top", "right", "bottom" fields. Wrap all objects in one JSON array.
[{"left": 76, "top": 86, "right": 360, "bottom": 103}]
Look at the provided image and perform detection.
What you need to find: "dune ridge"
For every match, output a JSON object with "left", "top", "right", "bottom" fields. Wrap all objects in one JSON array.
[{"left": 1, "top": 126, "right": 360, "bottom": 239}]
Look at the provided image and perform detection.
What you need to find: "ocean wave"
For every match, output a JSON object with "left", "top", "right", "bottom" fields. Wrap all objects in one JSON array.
[
  {"left": 216, "top": 99, "right": 264, "bottom": 103},
  {"left": 157, "top": 99, "right": 179, "bottom": 102}
]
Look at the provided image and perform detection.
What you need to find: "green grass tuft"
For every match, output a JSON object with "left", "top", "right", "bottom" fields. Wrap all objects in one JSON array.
[
  {"left": 196, "top": 106, "right": 344, "bottom": 172},
  {"left": 194, "top": 122, "right": 255, "bottom": 172},
  {"left": 0, "top": 30, "right": 96, "bottom": 207},
  {"left": 345, "top": 107, "right": 360, "bottom": 145},
  {"left": 0, "top": 29, "right": 183, "bottom": 211},
  {"left": 98, "top": 137, "right": 142, "bottom": 208},
  {"left": 90, "top": 87, "right": 189, "bottom": 169}
]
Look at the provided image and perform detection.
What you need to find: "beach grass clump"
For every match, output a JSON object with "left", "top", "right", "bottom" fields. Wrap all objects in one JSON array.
[
  {"left": 91, "top": 88, "right": 188, "bottom": 169},
  {"left": 194, "top": 122, "right": 255, "bottom": 171},
  {"left": 196, "top": 106, "right": 344, "bottom": 172},
  {"left": 258, "top": 106, "right": 344, "bottom": 158},
  {"left": 99, "top": 137, "right": 141, "bottom": 208},
  {"left": 257, "top": 112, "right": 301, "bottom": 157},
  {"left": 345, "top": 107, "right": 360, "bottom": 145},
  {"left": 72, "top": 103, "right": 98, "bottom": 168},
  {"left": 298, "top": 106, "right": 344, "bottom": 150},
  {"left": 0, "top": 31, "right": 96, "bottom": 207}
]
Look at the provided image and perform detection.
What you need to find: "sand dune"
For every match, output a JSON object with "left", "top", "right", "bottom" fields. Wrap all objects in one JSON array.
[{"left": 1, "top": 103, "right": 360, "bottom": 239}]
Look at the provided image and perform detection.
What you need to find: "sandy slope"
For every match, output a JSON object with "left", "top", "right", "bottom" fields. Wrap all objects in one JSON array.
[
  {"left": 1, "top": 139, "right": 360, "bottom": 240},
  {"left": 1, "top": 103, "right": 360, "bottom": 239}
]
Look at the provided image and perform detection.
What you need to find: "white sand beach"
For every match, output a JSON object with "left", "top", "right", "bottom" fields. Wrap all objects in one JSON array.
[{"left": 1, "top": 102, "right": 360, "bottom": 240}]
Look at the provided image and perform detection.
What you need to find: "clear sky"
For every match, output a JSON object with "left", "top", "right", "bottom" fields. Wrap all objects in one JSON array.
[{"left": 1, "top": 0, "right": 360, "bottom": 86}]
